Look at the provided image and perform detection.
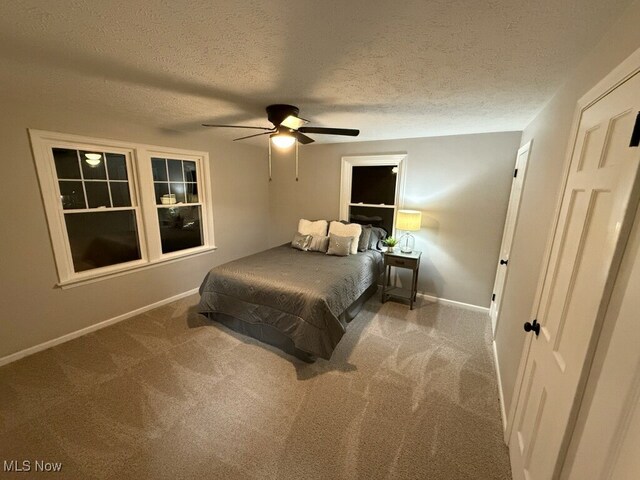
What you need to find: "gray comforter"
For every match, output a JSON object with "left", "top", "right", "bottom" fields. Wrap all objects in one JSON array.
[{"left": 198, "top": 244, "right": 383, "bottom": 359}]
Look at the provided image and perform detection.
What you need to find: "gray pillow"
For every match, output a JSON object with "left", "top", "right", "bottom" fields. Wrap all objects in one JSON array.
[
  {"left": 291, "top": 232, "right": 312, "bottom": 251},
  {"left": 358, "top": 225, "right": 372, "bottom": 252},
  {"left": 326, "top": 234, "right": 353, "bottom": 256},
  {"left": 368, "top": 226, "right": 388, "bottom": 250},
  {"left": 309, "top": 235, "right": 330, "bottom": 252}
]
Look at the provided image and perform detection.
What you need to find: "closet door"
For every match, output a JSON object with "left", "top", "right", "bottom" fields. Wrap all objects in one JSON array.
[{"left": 509, "top": 73, "right": 640, "bottom": 480}]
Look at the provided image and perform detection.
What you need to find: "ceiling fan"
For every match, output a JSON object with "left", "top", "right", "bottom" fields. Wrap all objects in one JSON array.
[{"left": 202, "top": 104, "right": 360, "bottom": 146}]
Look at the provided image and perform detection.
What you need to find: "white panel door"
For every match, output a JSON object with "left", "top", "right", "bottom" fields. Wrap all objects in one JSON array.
[
  {"left": 509, "top": 73, "right": 640, "bottom": 480},
  {"left": 491, "top": 141, "right": 532, "bottom": 334},
  {"left": 562, "top": 196, "right": 640, "bottom": 480}
]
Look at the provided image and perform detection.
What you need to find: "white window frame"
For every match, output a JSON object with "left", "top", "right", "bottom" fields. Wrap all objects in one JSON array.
[
  {"left": 340, "top": 154, "right": 407, "bottom": 237},
  {"left": 30, "top": 130, "right": 216, "bottom": 288}
]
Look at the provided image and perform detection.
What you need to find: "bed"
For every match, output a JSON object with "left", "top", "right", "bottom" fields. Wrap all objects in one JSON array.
[{"left": 198, "top": 244, "right": 384, "bottom": 361}]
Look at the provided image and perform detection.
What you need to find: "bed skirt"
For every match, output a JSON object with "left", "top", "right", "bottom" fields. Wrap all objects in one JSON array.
[{"left": 203, "top": 282, "right": 378, "bottom": 363}]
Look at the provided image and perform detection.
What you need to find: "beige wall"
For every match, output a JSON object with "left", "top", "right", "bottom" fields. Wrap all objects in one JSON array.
[
  {"left": 495, "top": 0, "right": 640, "bottom": 414},
  {"left": 268, "top": 131, "right": 522, "bottom": 308},
  {"left": 0, "top": 97, "right": 269, "bottom": 360}
]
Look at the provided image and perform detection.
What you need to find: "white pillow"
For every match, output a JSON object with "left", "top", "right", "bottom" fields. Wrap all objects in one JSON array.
[
  {"left": 298, "top": 219, "right": 328, "bottom": 237},
  {"left": 328, "top": 221, "right": 361, "bottom": 254}
]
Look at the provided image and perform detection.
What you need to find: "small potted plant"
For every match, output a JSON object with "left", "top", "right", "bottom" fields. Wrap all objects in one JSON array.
[{"left": 383, "top": 237, "right": 398, "bottom": 253}]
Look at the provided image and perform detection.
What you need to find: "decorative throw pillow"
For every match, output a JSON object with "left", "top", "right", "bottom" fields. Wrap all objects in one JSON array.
[
  {"left": 308, "top": 235, "right": 330, "bottom": 253},
  {"left": 358, "top": 225, "right": 372, "bottom": 252},
  {"left": 328, "top": 221, "right": 361, "bottom": 255},
  {"left": 326, "top": 234, "right": 352, "bottom": 257},
  {"left": 368, "top": 226, "right": 388, "bottom": 250},
  {"left": 291, "top": 232, "right": 312, "bottom": 251},
  {"left": 298, "top": 219, "right": 328, "bottom": 237}
]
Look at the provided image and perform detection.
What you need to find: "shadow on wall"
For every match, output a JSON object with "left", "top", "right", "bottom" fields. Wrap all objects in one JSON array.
[
  {"left": 393, "top": 214, "right": 446, "bottom": 298},
  {"left": 418, "top": 256, "right": 445, "bottom": 298}
]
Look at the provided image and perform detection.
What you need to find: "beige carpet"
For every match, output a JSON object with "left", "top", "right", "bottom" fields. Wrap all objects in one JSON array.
[{"left": 0, "top": 292, "right": 512, "bottom": 479}]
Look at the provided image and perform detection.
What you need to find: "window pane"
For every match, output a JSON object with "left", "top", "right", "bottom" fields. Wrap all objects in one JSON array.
[
  {"left": 349, "top": 206, "right": 394, "bottom": 235},
  {"left": 154, "top": 183, "right": 170, "bottom": 204},
  {"left": 64, "top": 210, "right": 141, "bottom": 272},
  {"left": 53, "top": 148, "right": 81, "bottom": 179},
  {"left": 157, "top": 206, "right": 203, "bottom": 254},
  {"left": 80, "top": 151, "right": 107, "bottom": 180},
  {"left": 169, "top": 182, "right": 186, "bottom": 203},
  {"left": 351, "top": 166, "right": 397, "bottom": 205},
  {"left": 183, "top": 161, "right": 197, "bottom": 182},
  {"left": 110, "top": 182, "right": 131, "bottom": 207},
  {"left": 85, "top": 181, "right": 111, "bottom": 208},
  {"left": 186, "top": 183, "right": 198, "bottom": 203},
  {"left": 59, "top": 181, "right": 86, "bottom": 209},
  {"left": 168, "top": 160, "right": 183, "bottom": 182},
  {"left": 151, "top": 158, "right": 167, "bottom": 181},
  {"left": 106, "top": 153, "right": 128, "bottom": 180}
]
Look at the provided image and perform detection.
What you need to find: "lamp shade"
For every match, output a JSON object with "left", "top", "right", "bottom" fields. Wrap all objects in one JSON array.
[{"left": 396, "top": 210, "right": 422, "bottom": 231}]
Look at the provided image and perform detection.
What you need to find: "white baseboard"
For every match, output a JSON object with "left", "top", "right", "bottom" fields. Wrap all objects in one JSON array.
[
  {"left": 417, "top": 292, "right": 489, "bottom": 314},
  {"left": 492, "top": 339, "right": 508, "bottom": 436},
  {"left": 0, "top": 288, "right": 200, "bottom": 367}
]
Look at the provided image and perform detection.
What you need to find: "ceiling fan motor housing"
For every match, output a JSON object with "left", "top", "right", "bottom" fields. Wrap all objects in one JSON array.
[{"left": 266, "top": 104, "right": 299, "bottom": 127}]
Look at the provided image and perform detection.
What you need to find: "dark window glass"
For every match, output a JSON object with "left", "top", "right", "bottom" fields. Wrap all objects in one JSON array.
[
  {"left": 85, "top": 181, "right": 111, "bottom": 208},
  {"left": 154, "top": 183, "right": 170, "bottom": 204},
  {"left": 168, "top": 160, "right": 183, "bottom": 182},
  {"left": 53, "top": 148, "right": 81, "bottom": 179},
  {"left": 351, "top": 166, "right": 397, "bottom": 205},
  {"left": 186, "top": 183, "right": 198, "bottom": 203},
  {"left": 59, "top": 181, "right": 86, "bottom": 209},
  {"left": 106, "top": 153, "right": 127, "bottom": 180},
  {"left": 157, "top": 206, "right": 203, "bottom": 254},
  {"left": 170, "top": 182, "right": 186, "bottom": 203},
  {"left": 349, "top": 206, "right": 394, "bottom": 235},
  {"left": 80, "top": 151, "right": 107, "bottom": 180},
  {"left": 183, "top": 161, "right": 197, "bottom": 182},
  {"left": 152, "top": 158, "right": 167, "bottom": 181},
  {"left": 110, "top": 182, "right": 131, "bottom": 207},
  {"left": 64, "top": 210, "right": 141, "bottom": 272}
]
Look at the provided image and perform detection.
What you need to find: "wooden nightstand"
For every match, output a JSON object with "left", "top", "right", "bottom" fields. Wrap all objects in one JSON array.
[{"left": 381, "top": 250, "right": 422, "bottom": 310}]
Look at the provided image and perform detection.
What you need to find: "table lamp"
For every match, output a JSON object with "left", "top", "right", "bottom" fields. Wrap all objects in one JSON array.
[{"left": 396, "top": 210, "right": 422, "bottom": 253}]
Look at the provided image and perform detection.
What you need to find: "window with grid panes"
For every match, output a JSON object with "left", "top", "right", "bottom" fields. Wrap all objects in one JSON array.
[
  {"left": 53, "top": 147, "right": 142, "bottom": 272},
  {"left": 151, "top": 157, "right": 204, "bottom": 254},
  {"left": 340, "top": 155, "right": 406, "bottom": 237},
  {"left": 30, "top": 130, "right": 215, "bottom": 287}
]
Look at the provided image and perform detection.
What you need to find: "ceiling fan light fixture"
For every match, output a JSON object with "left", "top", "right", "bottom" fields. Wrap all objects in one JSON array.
[{"left": 271, "top": 133, "right": 296, "bottom": 149}]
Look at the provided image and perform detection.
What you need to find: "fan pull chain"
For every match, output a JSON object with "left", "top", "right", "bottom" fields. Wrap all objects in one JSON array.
[
  {"left": 268, "top": 138, "right": 272, "bottom": 182},
  {"left": 295, "top": 140, "right": 299, "bottom": 182}
]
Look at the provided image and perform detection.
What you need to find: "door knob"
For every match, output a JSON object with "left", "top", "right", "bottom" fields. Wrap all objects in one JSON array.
[
  {"left": 524, "top": 319, "right": 540, "bottom": 337},
  {"left": 500, "top": 259, "right": 509, "bottom": 265}
]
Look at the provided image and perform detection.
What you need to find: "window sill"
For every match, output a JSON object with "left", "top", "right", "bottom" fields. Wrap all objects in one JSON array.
[{"left": 56, "top": 245, "right": 217, "bottom": 289}]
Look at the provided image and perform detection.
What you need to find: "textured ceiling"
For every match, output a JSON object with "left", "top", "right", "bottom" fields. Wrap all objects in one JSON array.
[{"left": 0, "top": 0, "right": 633, "bottom": 144}]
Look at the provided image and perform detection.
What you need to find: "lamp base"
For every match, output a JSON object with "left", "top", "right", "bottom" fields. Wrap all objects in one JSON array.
[{"left": 399, "top": 232, "right": 415, "bottom": 253}]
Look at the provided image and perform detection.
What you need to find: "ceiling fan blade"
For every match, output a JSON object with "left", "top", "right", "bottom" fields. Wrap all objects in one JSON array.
[
  {"left": 202, "top": 124, "right": 273, "bottom": 130},
  {"left": 281, "top": 115, "right": 309, "bottom": 130},
  {"left": 233, "top": 132, "right": 272, "bottom": 141},
  {"left": 293, "top": 131, "right": 315, "bottom": 145},
  {"left": 298, "top": 127, "right": 360, "bottom": 137}
]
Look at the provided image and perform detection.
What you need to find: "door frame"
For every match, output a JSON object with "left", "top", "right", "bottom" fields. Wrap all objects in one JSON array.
[
  {"left": 490, "top": 140, "right": 532, "bottom": 335},
  {"left": 505, "top": 46, "right": 640, "bottom": 451}
]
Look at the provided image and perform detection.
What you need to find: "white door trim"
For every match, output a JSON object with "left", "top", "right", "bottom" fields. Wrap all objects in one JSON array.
[{"left": 504, "top": 45, "right": 640, "bottom": 444}]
